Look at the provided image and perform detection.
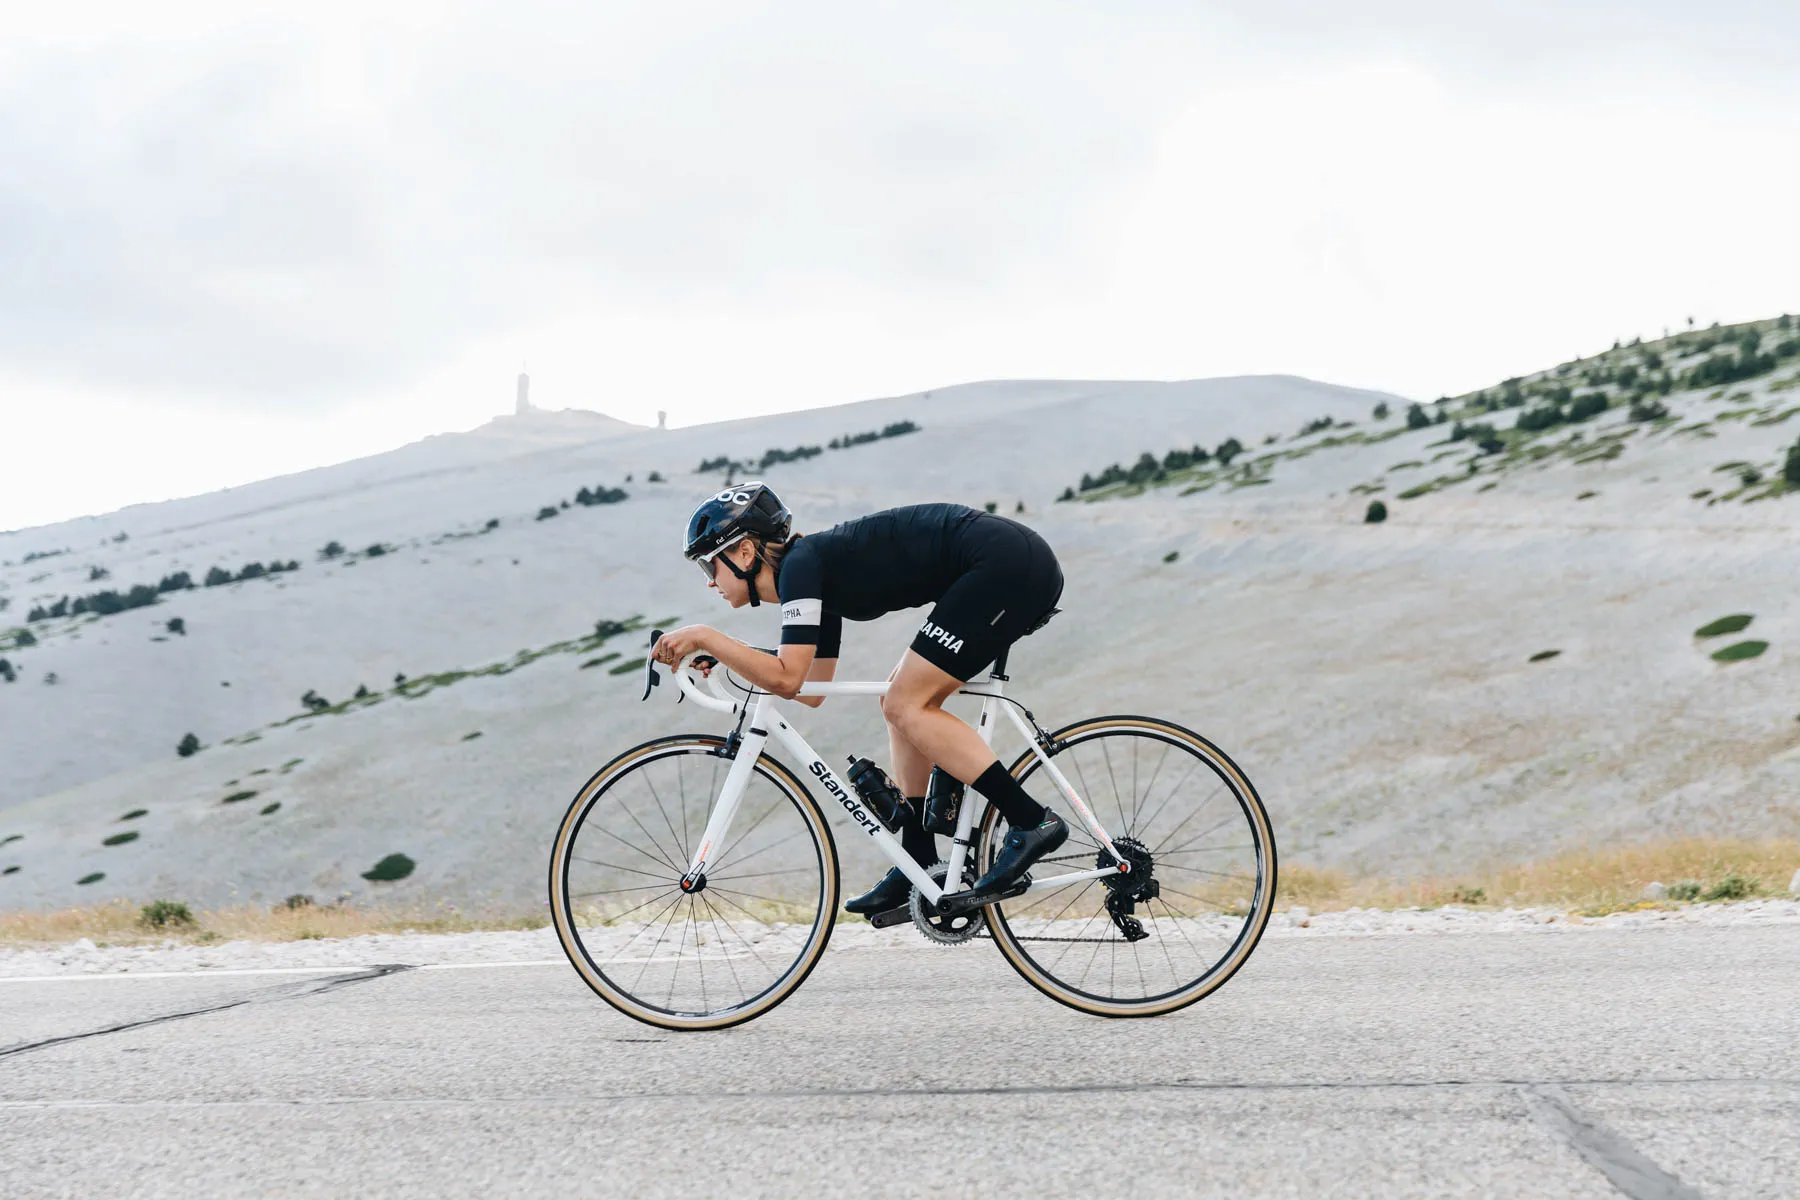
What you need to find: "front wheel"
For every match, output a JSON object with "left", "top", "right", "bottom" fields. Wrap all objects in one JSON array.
[
  {"left": 548, "top": 734, "right": 839, "bottom": 1031},
  {"left": 980, "top": 716, "right": 1276, "bottom": 1017}
]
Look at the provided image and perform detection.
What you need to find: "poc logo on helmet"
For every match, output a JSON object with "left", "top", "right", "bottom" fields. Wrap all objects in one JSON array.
[
  {"left": 714, "top": 480, "right": 766, "bottom": 506},
  {"left": 920, "top": 620, "right": 965, "bottom": 654}
]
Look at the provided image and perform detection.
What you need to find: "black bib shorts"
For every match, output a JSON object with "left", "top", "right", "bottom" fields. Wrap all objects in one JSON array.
[{"left": 907, "top": 515, "right": 1063, "bottom": 680}]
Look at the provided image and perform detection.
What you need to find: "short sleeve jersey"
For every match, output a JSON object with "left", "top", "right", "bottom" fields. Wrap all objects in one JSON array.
[{"left": 775, "top": 503, "right": 981, "bottom": 659}]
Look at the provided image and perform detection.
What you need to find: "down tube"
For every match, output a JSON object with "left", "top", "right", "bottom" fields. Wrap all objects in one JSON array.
[{"left": 764, "top": 709, "right": 944, "bottom": 902}]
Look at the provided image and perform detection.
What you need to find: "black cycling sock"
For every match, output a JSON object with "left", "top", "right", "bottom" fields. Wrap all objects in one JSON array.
[
  {"left": 900, "top": 801, "right": 936, "bottom": 866},
  {"left": 971, "top": 762, "right": 1048, "bottom": 830}
]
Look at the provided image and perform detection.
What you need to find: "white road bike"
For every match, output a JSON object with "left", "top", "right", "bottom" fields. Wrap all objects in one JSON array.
[{"left": 549, "top": 637, "right": 1276, "bottom": 1031}]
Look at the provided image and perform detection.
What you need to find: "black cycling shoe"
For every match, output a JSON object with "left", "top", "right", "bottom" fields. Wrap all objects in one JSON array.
[
  {"left": 938, "top": 813, "right": 1068, "bottom": 913},
  {"left": 844, "top": 866, "right": 915, "bottom": 916}
]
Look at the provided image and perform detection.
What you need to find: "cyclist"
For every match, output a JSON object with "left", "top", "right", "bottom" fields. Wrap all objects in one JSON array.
[{"left": 651, "top": 482, "right": 1067, "bottom": 915}]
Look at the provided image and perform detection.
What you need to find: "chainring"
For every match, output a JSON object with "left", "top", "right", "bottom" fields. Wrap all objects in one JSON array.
[{"left": 909, "top": 860, "right": 985, "bottom": 945}]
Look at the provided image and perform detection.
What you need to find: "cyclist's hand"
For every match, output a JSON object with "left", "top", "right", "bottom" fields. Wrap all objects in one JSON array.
[{"left": 652, "top": 625, "right": 713, "bottom": 668}]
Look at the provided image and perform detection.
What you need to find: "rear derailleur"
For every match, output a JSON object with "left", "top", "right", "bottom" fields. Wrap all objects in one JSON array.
[{"left": 1101, "top": 837, "right": 1158, "bottom": 943}]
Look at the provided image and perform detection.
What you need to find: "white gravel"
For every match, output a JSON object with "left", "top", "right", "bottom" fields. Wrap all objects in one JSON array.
[{"left": 3, "top": 899, "right": 1797, "bottom": 979}]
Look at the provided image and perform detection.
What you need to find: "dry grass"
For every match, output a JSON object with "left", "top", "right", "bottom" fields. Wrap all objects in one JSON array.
[
  {"left": 1281, "top": 837, "right": 1800, "bottom": 915},
  {"left": 0, "top": 898, "right": 548, "bottom": 949},
  {"left": 4, "top": 838, "right": 1795, "bottom": 947}
]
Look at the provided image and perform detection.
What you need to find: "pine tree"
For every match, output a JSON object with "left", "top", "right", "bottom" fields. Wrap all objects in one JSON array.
[{"left": 177, "top": 733, "right": 201, "bottom": 758}]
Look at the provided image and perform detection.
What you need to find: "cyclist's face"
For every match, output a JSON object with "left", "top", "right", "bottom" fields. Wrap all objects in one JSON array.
[{"left": 706, "top": 540, "right": 756, "bottom": 607}]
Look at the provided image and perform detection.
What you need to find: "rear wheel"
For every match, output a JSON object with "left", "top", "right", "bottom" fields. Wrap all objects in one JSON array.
[
  {"left": 980, "top": 716, "right": 1275, "bottom": 1017},
  {"left": 549, "top": 734, "right": 838, "bottom": 1031}
]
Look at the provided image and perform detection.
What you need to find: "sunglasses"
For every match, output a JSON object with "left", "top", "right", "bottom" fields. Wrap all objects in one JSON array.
[{"left": 693, "top": 533, "right": 747, "bottom": 581}]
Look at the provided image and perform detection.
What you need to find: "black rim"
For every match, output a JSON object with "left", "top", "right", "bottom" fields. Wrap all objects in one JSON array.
[{"left": 559, "top": 742, "right": 830, "bottom": 1020}]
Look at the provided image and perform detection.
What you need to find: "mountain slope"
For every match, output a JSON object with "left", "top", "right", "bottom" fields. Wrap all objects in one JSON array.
[{"left": 2, "top": 335, "right": 1797, "bottom": 911}]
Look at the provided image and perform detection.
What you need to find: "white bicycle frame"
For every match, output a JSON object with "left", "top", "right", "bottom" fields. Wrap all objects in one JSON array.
[{"left": 666, "top": 655, "right": 1128, "bottom": 904}]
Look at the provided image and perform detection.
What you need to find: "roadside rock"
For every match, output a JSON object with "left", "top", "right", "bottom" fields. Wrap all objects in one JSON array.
[{"left": 1643, "top": 881, "right": 1667, "bottom": 901}]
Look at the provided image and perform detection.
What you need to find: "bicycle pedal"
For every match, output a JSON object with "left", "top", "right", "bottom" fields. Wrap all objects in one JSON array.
[{"left": 867, "top": 905, "right": 913, "bottom": 929}]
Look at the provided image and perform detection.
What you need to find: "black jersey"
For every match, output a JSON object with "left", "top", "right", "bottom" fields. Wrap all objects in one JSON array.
[{"left": 775, "top": 503, "right": 982, "bottom": 658}]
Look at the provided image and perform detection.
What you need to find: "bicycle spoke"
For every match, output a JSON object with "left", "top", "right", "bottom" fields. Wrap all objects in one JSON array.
[
  {"left": 609, "top": 799, "right": 686, "bottom": 874},
  {"left": 1155, "top": 807, "right": 1242, "bottom": 857},
  {"left": 1130, "top": 738, "right": 1172, "bottom": 834},
  {"left": 571, "top": 856, "right": 674, "bottom": 881},
  {"left": 641, "top": 771, "right": 689, "bottom": 864}
]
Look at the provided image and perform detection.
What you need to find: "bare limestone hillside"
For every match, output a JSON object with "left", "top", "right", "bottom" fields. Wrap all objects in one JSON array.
[{"left": 1, "top": 325, "right": 1797, "bottom": 912}]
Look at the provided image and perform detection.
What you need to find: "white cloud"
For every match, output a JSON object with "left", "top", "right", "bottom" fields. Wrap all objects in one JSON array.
[{"left": 3, "top": 3, "right": 1798, "bottom": 530}]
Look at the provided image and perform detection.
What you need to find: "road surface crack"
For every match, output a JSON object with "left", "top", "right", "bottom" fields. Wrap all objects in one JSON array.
[{"left": 0, "top": 964, "right": 411, "bottom": 1061}]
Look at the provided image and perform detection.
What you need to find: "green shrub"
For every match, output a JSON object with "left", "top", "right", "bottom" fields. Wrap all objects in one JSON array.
[
  {"left": 1567, "top": 392, "right": 1608, "bottom": 421},
  {"left": 365, "top": 543, "right": 387, "bottom": 557},
  {"left": 119, "top": 808, "right": 147, "bottom": 821},
  {"left": 1372, "top": 401, "right": 1390, "bottom": 420},
  {"left": 580, "top": 653, "right": 622, "bottom": 670},
  {"left": 102, "top": 831, "right": 139, "bottom": 846},
  {"left": 1694, "top": 614, "right": 1753, "bottom": 638},
  {"left": 77, "top": 872, "right": 105, "bottom": 885},
  {"left": 1629, "top": 398, "right": 1670, "bottom": 422},
  {"left": 1785, "top": 439, "right": 1800, "bottom": 487},
  {"left": 984, "top": 501, "right": 998, "bottom": 514},
  {"left": 1529, "top": 650, "right": 1561, "bottom": 662},
  {"left": 1405, "top": 403, "right": 1430, "bottom": 430},
  {"left": 1667, "top": 879, "right": 1702, "bottom": 901},
  {"left": 320, "top": 541, "right": 344, "bottom": 559},
  {"left": 1710, "top": 640, "right": 1768, "bottom": 662},
  {"left": 259, "top": 802, "right": 281, "bottom": 815},
  {"left": 609, "top": 656, "right": 648, "bottom": 676},
  {"left": 282, "top": 894, "right": 314, "bottom": 909},
  {"left": 1057, "top": 486, "right": 1076, "bottom": 502},
  {"left": 1740, "top": 467, "right": 1762, "bottom": 486},
  {"left": 1365, "top": 500, "right": 1387, "bottom": 524},
  {"left": 1450, "top": 885, "right": 1486, "bottom": 905},
  {"left": 165, "top": 617, "right": 185, "bottom": 636},
  {"left": 222, "top": 789, "right": 259, "bottom": 804},
  {"left": 361, "top": 853, "right": 416, "bottom": 882},
  {"left": 1702, "top": 874, "right": 1757, "bottom": 901},
  {"left": 177, "top": 733, "right": 201, "bottom": 758},
  {"left": 462, "top": 731, "right": 483, "bottom": 740},
  {"left": 1162, "top": 550, "right": 1179, "bottom": 563},
  {"left": 139, "top": 900, "right": 195, "bottom": 928}
]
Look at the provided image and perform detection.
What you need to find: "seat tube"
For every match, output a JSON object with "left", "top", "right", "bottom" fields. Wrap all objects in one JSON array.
[
  {"left": 944, "top": 687, "right": 1002, "bottom": 884},
  {"left": 681, "top": 694, "right": 771, "bottom": 884}
]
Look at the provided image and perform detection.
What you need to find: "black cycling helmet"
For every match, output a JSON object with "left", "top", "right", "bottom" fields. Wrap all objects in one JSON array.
[{"left": 683, "top": 482, "right": 791, "bottom": 607}]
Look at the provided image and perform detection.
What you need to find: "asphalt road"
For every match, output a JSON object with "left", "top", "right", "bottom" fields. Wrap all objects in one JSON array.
[{"left": 2, "top": 927, "right": 1796, "bottom": 1199}]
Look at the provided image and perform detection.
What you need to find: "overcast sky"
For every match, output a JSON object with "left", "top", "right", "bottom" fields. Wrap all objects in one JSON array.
[{"left": 4, "top": 1, "right": 1798, "bottom": 531}]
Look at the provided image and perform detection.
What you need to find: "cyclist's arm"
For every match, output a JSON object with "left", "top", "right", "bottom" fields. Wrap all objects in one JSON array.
[
  {"left": 795, "top": 655, "right": 836, "bottom": 709},
  {"left": 700, "top": 635, "right": 818, "bottom": 701}
]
